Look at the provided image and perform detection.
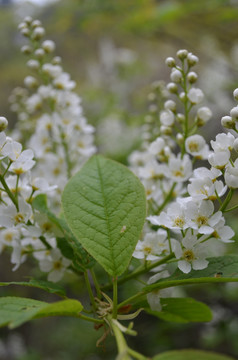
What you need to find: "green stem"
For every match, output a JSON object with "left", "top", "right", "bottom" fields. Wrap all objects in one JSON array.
[
  {"left": 157, "top": 183, "right": 176, "bottom": 214},
  {"left": 84, "top": 271, "right": 97, "bottom": 312},
  {"left": 224, "top": 204, "right": 238, "bottom": 212},
  {"left": 0, "top": 174, "right": 19, "bottom": 211},
  {"left": 127, "top": 348, "right": 149, "bottom": 360},
  {"left": 90, "top": 269, "right": 102, "bottom": 299},
  {"left": 118, "top": 253, "right": 174, "bottom": 286},
  {"left": 117, "top": 292, "right": 145, "bottom": 310},
  {"left": 219, "top": 189, "right": 234, "bottom": 212},
  {"left": 78, "top": 313, "right": 103, "bottom": 324},
  {"left": 110, "top": 317, "right": 131, "bottom": 360},
  {"left": 112, "top": 277, "right": 118, "bottom": 319}
]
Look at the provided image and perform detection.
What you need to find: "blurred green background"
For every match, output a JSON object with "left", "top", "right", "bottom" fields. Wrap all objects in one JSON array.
[{"left": 1, "top": 0, "right": 238, "bottom": 359}]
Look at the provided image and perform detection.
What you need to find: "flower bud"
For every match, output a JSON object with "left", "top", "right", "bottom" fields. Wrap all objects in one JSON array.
[
  {"left": 52, "top": 56, "right": 62, "bottom": 65},
  {"left": 160, "top": 110, "right": 175, "bottom": 126},
  {"left": 167, "top": 82, "right": 178, "bottom": 93},
  {"left": 187, "top": 53, "right": 199, "bottom": 66},
  {"left": 21, "top": 45, "right": 32, "bottom": 55},
  {"left": 18, "top": 22, "right": 27, "bottom": 31},
  {"left": 24, "top": 16, "right": 33, "bottom": 25},
  {"left": 21, "top": 28, "right": 30, "bottom": 37},
  {"left": 196, "top": 106, "right": 212, "bottom": 126},
  {"left": 165, "top": 57, "right": 176, "bottom": 67},
  {"left": 230, "top": 106, "right": 238, "bottom": 119},
  {"left": 187, "top": 71, "right": 198, "bottom": 83},
  {"left": 221, "top": 115, "right": 235, "bottom": 129},
  {"left": 187, "top": 88, "right": 204, "bottom": 104},
  {"left": 34, "top": 48, "right": 45, "bottom": 59},
  {"left": 42, "top": 40, "right": 55, "bottom": 53},
  {"left": 179, "top": 92, "right": 186, "bottom": 102},
  {"left": 32, "top": 27, "right": 45, "bottom": 40},
  {"left": 164, "top": 100, "right": 176, "bottom": 112},
  {"left": 233, "top": 88, "right": 238, "bottom": 101},
  {"left": 177, "top": 113, "right": 185, "bottom": 123},
  {"left": 32, "top": 20, "right": 42, "bottom": 28},
  {"left": 160, "top": 125, "right": 172, "bottom": 136},
  {"left": 24, "top": 76, "right": 38, "bottom": 89},
  {"left": 176, "top": 49, "right": 188, "bottom": 60},
  {"left": 170, "top": 68, "right": 182, "bottom": 83},
  {"left": 176, "top": 133, "right": 184, "bottom": 144},
  {"left": 27, "top": 59, "right": 40, "bottom": 71},
  {"left": 0, "top": 117, "right": 8, "bottom": 132}
]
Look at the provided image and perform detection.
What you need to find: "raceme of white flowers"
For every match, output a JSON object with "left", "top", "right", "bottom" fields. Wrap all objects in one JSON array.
[
  {"left": 1, "top": 20, "right": 238, "bottom": 313},
  {"left": 0, "top": 17, "right": 96, "bottom": 281},
  {"left": 129, "top": 49, "right": 238, "bottom": 309}
]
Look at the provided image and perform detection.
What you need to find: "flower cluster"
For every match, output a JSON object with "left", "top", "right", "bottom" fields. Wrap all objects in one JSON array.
[
  {"left": 130, "top": 50, "right": 237, "bottom": 296},
  {"left": 0, "top": 17, "right": 96, "bottom": 281},
  {"left": 9, "top": 17, "right": 96, "bottom": 204}
]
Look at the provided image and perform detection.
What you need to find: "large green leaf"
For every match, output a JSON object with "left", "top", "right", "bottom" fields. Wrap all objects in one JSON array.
[
  {"left": 62, "top": 155, "right": 146, "bottom": 277},
  {"left": 153, "top": 349, "right": 235, "bottom": 360},
  {"left": 147, "top": 297, "right": 212, "bottom": 323},
  {"left": 0, "top": 297, "right": 83, "bottom": 329},
  {"left": 144, "top": 255, "right": 238, "bottom": 293}
]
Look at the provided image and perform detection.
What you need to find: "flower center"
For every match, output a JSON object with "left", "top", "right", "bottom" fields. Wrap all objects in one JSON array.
[
  {"left": 183, "top": 249, "right": 195, "bottom": 261},
  {"left": 173, "top": 216, "right": 185, "bottom": 228},
  {"left": 196, "top": 215, "right": 208, "bottom": 226}
]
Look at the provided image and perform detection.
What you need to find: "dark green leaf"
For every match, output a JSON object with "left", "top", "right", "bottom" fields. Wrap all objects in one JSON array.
[{"left": 153, "top": 349, "right": 235, "bottom": 360}]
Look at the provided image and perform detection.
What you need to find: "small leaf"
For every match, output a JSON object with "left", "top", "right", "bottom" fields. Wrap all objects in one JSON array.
[
  {"left": 147, "top": 297, "right": 212, "bottom": 323},
  {"left": 153, "top": 349, "right": 235, "bottom": 360},
  {"left": 0, "top": 279, "right": 66, "bottom": 297},
  {"left": 0, "top": 297, "right": 83, "bottom": 329},
  {"left": 143, "top": 255, "right": 238, "bottom": 293},
  {"left": 62, "top": 155, "right": 146, "bottom": 277}
]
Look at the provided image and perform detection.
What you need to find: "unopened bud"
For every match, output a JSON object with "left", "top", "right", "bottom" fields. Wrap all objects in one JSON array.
[
  {"left": 24, "top": 16, "right": 33, "bottom": 25},
  {"left": 21, "top": 28, "right": 30, "bottom": 37},
  {"left": 176, "top": 133, "right": 184, "bottom": 144},
  {"left": 32, "top": 20, "right": 42, "bottom": 28},
  {"left": 147, "top": 92, "right": 156, "bottom": 102},
  {"left": 165, "top": 57, "right": 176, "bottom": 67},
  {"left": 230, "top": 106, "right": 238, "bottom": 119},
  {"left": 21, "top": 45, "right": 32, "bottom": 55},
  {"left": 42, "top": 40, "right": 55, "bottom": 53},
  {"left": 221, "top": 115, "right": 235, "bottom": 129},
  {"left": 34, "top": 48, "right": 45, "bottom": 59},
  {"left": 179, "top": 92, "right": 186, "bottom": 102},
  {"left": 177, "top": 113, "right": 185, "bottom": 123},
  {"left": 233, "top": 88, "right": 238, "bottom": 101},
  {"left": 176, "top": 49, "right": 188, "bottom": 60},
  {"left": 187, "top": 71, "right": 198, "bottom": 83},
  {"left": 52, "top": 56, "right": 62, "bottom": 65},
  {"left": 160, "top": 125, "right": 172, "bottom": 136},
  {"left": 167, "top": 82, "right": 178, "bottom": 94},
  {"left": 27, "top": 59, "right": 40, "bottom": 70},
  {"left": 32, "top": 27, "right": 45, "bottom": 40},
  {"left": 0, "top": 117, "right": 8, "bottom": 131},
  {"left": 170, "top": 68, "right": 182, "bottom": 83},
  {"left": 187, "top": 53, "right": 199, "bottom": 67},
  {"left": 197, "top": 106, "right": 212, "bottom": 126},
  {"left": 164, "top": 100, "right": 176, "bottom": 112},
  {"left": 149, "top": 104, "right": 158, "bottom": 113}
]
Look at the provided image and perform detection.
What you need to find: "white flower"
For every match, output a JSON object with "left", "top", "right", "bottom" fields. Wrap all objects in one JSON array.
[
  {"left": 174, "top": 230, "right": 209, "bottom": 273},
  {"left": 148, "top": 137, "right": 165, "bottom": 156},
  {"left": 188, "top": 176, "right": 227, "bottom": 201},
  {"left": 0, "top": 228, "right": 20, "bottom": 246},
  {"left": 164, "top": 154, "right": 192, "bottom": 182},
  {"left": 148, "top": 202, "right": 190, "bottom": 231},
  {"left": 208, "top": 151, "right": 230, "bottom": 168},
  {"left": 39, "top": 248, "right": 71, "bottom": 282},
  {"left": 211, "top": 132, "right": 235, "bottom": 153},
  {"left": 185, "top": 200, "right": 222, "bottom": 234},
  {"left": 0, "top": 198, "right": 33, "bottom": 228},
  {"left": 133, "top": 229, "right": 169, "bottom": 261},
  {"left": 1, "top": 140, "right": 22, "bottom": 161},
  {"left": 10, "top": 149, "right": 35, "bottom": 174},
  {"left": 185, "top": 135, "right": 210, "bottom": 159},
  {"left": 147, "top": 270, "right": 172, "bottom": 311},
  {"left": 209, "top": 218, "right": 235, "bottom": 243},
  {"left": 225, "top": 158, "right": 238, "bottom": 188},
  {"left": 187, "top": 88, "right": 204, "bottom": 104}
]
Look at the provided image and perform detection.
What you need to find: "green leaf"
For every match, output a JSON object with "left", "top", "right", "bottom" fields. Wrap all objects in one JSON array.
[
  {"left": 33, "top": 194, "right": 95, "bottom": 271},
  {"left": 153, "top": 349, "right": 235, "bottom": 360},
  {"left": 0, "top": 297, "right": 83, "bottom": 329},
  {"left": 143, "top": 255, "right": 238, "bottom": 293},
  {"left": 62, "top": 155, "right": 146, "bottom": 277},
  {"left": 0, "top": 279, "right": 66, "bottom": 297},
  {"left": 147, "top": 298, "right": 212, "bottom": 323}
]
